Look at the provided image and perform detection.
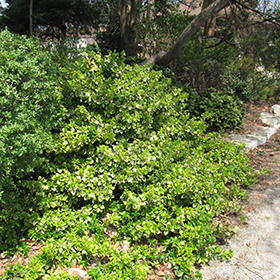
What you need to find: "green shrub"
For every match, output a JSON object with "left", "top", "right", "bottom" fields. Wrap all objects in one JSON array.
[
  {"left": 222, "top": 69, "right": 280, "bottom": 103},
  {"left": 59, "top": 50, "right": 190, "bottom": 144},
  {"left": 174, "top": 36, "right": 239, "bottom": 91},
  {"left": 255, "top": 69, "right": 280, "bottom": 101},
  {"left": 221, "top": 73, "right": 257, "bottom": 103},
  {"left": 0, "top": 29, "right": 63, "bottom": 189},
  {"left": 0, "top": 47, "right": 257, "bottom": 279},
  {"left": 186, "top": 87, "right": 245, "bottom": 131},
  {"left": 221, "top": 54, "right": 280, "bottom": 102},
  {"left": 0, "top": 29, "right": 63, "bottom": 248}
]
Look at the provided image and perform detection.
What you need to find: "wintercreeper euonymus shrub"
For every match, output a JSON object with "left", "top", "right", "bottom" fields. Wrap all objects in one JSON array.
[{"left": 0, "top": 44, "right": 257, "bottom": 279}]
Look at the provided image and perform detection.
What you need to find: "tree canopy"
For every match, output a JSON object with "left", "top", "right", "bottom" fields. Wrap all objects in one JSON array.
[
  {"left": 0, "top": 0, "right": 99, "bottom": 37},
  {"left": 1, "top": 0, "right": 280, "bottom": 65}
]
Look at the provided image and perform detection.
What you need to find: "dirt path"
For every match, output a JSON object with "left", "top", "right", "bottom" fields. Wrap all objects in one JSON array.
[{"left": 200, "top": 129, "right": 280, "bottom": 279}]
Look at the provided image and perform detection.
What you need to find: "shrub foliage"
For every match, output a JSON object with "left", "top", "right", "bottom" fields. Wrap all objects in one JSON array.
[
  {"left": 0, "top": 30, "right": 256, "bottom": 279},
  {"left": 0, "top": 29, "right": 63, "bottom": 188},
  {"left": 0, "top": 29, "right": 63, "bottom": 248},
  {"left": 186, "top": 87, "right": 246, "bottom": 131}
]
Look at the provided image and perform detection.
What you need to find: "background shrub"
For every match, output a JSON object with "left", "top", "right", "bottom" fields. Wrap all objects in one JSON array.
[
  {"left": 185, "top": 87, "right": 245, "bottom": 131},
  {"left": 221, "top": 55, "right": 280, "bottom": 103},
  {"left": 221, "top": 73, "right": 257, "bottom": 103}
]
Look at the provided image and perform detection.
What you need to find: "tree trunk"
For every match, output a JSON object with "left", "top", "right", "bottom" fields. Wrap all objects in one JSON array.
[
  {"left": 202, "top": 0, "right": 217, "bottom": 38},
  {"left": 118, "top": 0, "right": 127, "bottom": 51},
  {"left": 141, "top": 0, "right": 230, "bottom": 66},
  {"left": 147, "top": 0, "right": 154, "bottom": 21},
  {"left": 129, "top": 0, "right": 141, "bottom": 56},
  {"left": 29, "top": 0, "right": 33, "bottom": 37},
  {"left": 117, "top": 0, "right": 141, "bottom": 57}
]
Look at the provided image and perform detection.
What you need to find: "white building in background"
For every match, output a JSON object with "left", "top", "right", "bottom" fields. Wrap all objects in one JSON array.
[{"left": 77, "top": 36, "right": 96, "bottom": 49}]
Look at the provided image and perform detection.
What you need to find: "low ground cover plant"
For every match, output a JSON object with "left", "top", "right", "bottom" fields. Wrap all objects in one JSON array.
[{"left": 0, "top": 30, "right": 257, "bottom": 279}]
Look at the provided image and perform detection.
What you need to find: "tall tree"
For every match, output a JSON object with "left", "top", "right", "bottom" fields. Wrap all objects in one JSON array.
[
  {"left": 202, "top": 0, "right": 217, "bottom": 38},
  {"left": 29, "top": 0, "right": 33, "bottom": 36},
  {"left": 142, "top": 0, "right": 231, "bottom": 65},
  {"left": 0, "top": 0, "right": 30, "bottom": 34},
  {"left": 142, "top": 0, "right": 280, "bottom": 65},
  {"left": 117, "top": 0, "right": 141, "bottom": 56},
  {"left": 0, "top": 0, "right": 99, "bottom": 37}
]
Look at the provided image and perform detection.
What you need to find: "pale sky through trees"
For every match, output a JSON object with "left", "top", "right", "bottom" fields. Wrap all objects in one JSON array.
[{"left": 0, "top": 0, "right": 7, "bottom": 7}]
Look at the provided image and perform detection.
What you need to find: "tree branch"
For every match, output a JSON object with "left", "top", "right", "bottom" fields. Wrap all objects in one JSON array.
[
  {"left": 141, "top": 0, "right": 231, "bottom": 66},
  {"left": 234, "top": 0, "right": 280, "bottom": 26}
]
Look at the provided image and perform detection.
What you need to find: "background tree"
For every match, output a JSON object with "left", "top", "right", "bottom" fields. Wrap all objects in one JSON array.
[
  {"left": 94, "top": 0, "right": 123, "bottom": 54},
  {"left": 0, "top": 0, "right": 99, "bottom": 38},
  {"left": 0, "top": 0, "right": 30, "bottom": 34},
  {"left": 133, "top": 0, "right": 279, "bottom": 94},
  {"left": 117, "top": 0, "right": 141, "bottom": 56},
  {"left": 29, "top": 0, "right": 33, "bottom": 36},
  {"left": 1, "top": 0, "right": 279, "bottom": 93},
  {"left": 94, "top": 0, "right": 178, "bottom": 55},
  {"left": 202, "top": 0, "right": 218, "bottom": 38},
  {"left": 141, "top": 0, "right": 231, "bottom": 65}
]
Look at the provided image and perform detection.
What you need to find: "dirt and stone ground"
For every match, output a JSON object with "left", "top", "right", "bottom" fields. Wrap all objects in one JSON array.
[
  {"left": 1, "top": 100, "right": 280, "bottom": 279},
  {"left": 201, "top": 100, "right": 280, "bottom": 279}
]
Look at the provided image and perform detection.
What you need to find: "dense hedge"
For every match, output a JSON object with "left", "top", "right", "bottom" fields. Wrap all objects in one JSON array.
[
  {"left": 0, "top": 29, "right": 64, "bottom": 248},
  {"left": 0, "top": 30, "right": 256, "bottom": 279},
  {"left": 0, "top": 29, "right": 63, "bottom": 189}
]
